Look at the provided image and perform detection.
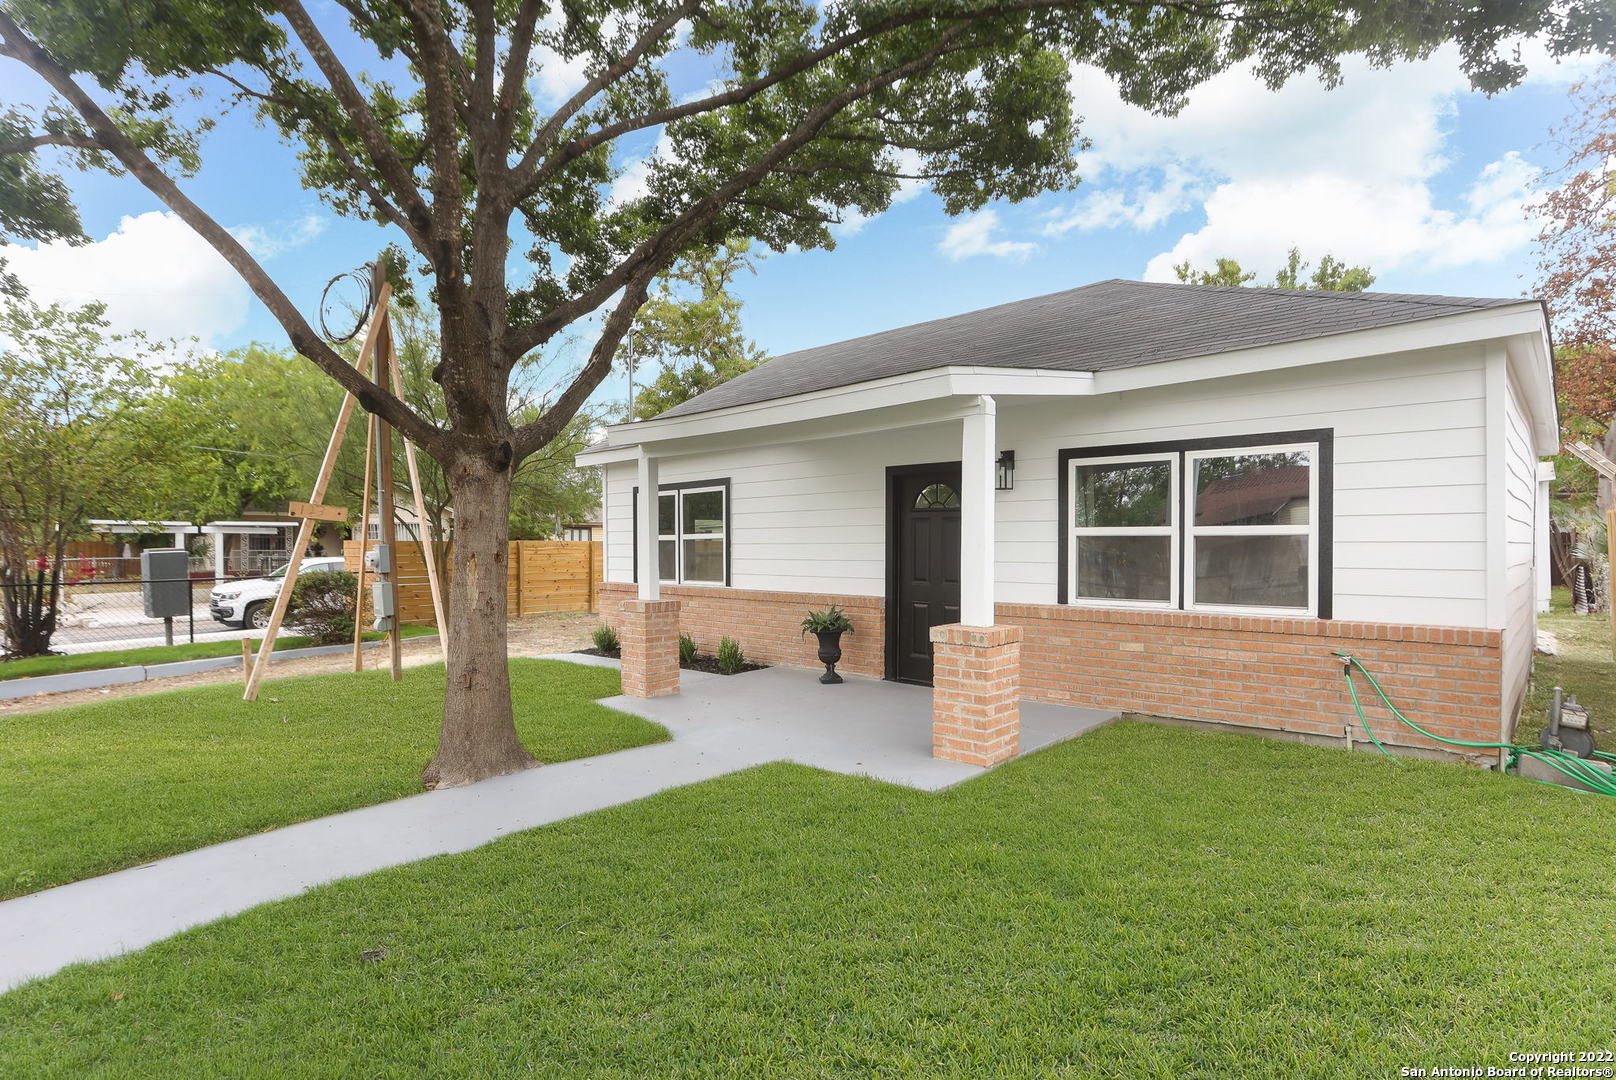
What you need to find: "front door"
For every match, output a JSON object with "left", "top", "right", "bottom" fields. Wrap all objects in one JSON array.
[{"left": 889, "top": 463, "right": 962, "bottom": 684}]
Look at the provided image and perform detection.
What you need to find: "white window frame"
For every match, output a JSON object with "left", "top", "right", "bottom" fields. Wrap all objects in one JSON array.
[
  {"left": 1184, "top": 441, "right": 1318, "bottom": 617},
  {"left": 659, "top": 484, "right": 727, "bottom": 586},
  {"left": 1067, "top": 452, "right": 1179, "bottom": 610}
]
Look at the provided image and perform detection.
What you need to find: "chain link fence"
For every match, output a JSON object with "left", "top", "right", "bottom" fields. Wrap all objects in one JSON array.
[{"left": 1, "top": 575, "right": 274, "bottom": 654}]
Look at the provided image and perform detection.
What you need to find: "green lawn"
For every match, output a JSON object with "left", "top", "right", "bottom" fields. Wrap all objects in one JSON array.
[
  {"left": 0, "top": 660, "right": 664, "bottom": 898},
  {"left": 0, "top": 624, "right": 437, "bottom": 682},
  {"left": 1523, "top": 585, "right": 1616, "bottom": 745},
  {"left": 3, "top": 722, "right": 1614, "bottom": 1078}
]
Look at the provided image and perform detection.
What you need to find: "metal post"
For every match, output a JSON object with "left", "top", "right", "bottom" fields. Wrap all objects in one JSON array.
[{"left": 163, "top": 614, "right": 174, "bottom": 647}]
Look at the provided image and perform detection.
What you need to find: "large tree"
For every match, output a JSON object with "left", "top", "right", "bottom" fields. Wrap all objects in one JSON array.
[
  {"left": 1536, "top": 61, "right": 1615, "bottom": 353},
  {"left": 0, "top": 0, "right": 1606, "bottom": 785},
  {"left": 0, "top": 297, "right": 178, "bottom": 657}
]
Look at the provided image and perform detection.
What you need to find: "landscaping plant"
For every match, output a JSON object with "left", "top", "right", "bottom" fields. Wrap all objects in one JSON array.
[
  {"left": 800, "top": 607, "right": 855, "bottom": 636},
  {"left": 284, "top": 570, "right": 359, "bottom": 646},
  {"left": 717, "top": 636, "right": 746, "bottom": 675},
  {"left": 679, "top": 632, "right": 698, "bottom": 666},
  {"left": 591, "top": 624, "right": 620, "bottom": 654}
]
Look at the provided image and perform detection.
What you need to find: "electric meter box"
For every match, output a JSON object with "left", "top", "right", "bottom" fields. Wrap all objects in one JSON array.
[
  {"left": 371, "top": 581, "right": 396, "bottom": 619},
  {"left": 140, "top": 549, "right": 191, "bottom": 618},
  {"left": 365, "top": 543, "right": 391, "bottom": 574}
]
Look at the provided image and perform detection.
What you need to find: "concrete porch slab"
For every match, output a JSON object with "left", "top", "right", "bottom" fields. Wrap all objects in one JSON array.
[{"left": 539, "top": 655, "right": 1118, "bottom": 792}]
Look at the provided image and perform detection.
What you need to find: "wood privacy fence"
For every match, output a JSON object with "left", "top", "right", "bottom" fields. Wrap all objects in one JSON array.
[{"left": 342, "top": 540, "right": 602, "bottom": 625}]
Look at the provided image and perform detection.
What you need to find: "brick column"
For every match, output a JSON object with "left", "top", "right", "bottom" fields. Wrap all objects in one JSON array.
[
  {"left": 930, "top": 623, "right": 1022, "bottom": 766},
  {"left": 618, "top": 599, "right": 681, "bottom": 698}
]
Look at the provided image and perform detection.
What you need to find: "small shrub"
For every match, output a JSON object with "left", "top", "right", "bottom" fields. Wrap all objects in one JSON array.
[
  {"left": 678, "top": 632, "right": 698, "bottom": 665},
  {"left": 592, "top": 624, "right": 619, "bottom": 653},
  {"left": 285, "top": 570, "right": 358, "bottom": 646},
  {"left": 717, "top": 635, "right": 745, "bottom": 674}
]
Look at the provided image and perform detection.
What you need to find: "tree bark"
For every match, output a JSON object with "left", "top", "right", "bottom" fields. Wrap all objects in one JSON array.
[{"left": 421, "top": 455, "right": 536, "bottom": 788}]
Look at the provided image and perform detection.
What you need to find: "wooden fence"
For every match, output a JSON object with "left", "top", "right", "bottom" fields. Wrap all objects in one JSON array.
[{"left": 343, "top": 539, "right": 601, "bottom": 625}]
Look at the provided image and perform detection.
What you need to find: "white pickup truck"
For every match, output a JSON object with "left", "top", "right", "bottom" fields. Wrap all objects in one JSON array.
[{"left": 208, "top": 557, "right": 347, "bottom": 629}]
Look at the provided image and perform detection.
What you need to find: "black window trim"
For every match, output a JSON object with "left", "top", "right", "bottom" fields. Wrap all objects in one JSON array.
[
  {"left": 631, "top": 477, "right": 732, "bottom": 587},
  {"left": 1056, "top": 429, "right": 1333, "bottom": 619}
]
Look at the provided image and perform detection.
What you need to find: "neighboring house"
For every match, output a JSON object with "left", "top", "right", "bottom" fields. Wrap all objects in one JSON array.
[
  {"left": 560, "top": 508, "right": 604, "bottom": 542},
  {"left": 578, "top": 279, "right": 1556, "bottom": 765}
]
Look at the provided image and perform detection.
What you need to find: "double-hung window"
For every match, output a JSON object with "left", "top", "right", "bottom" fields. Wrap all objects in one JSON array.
[
  {"left": 1186, "top": 445, "right": 1316, "bottom": 612},
  {"left": 1061, "top": 432, "right": 1329, "bottom": 617},
  {"left": 1069, "top": 454, "right": 1178, "bottom": 607},
  {"left": 639, "top": 481, "right": 728, "bottom": 585}
]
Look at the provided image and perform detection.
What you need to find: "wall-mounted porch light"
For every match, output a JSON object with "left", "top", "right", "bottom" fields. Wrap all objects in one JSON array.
[{"left": 996, "top": 449, "right": 1016, "bottom": 491}]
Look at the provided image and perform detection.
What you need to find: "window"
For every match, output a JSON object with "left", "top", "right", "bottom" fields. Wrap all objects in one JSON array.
[
  {"left": 1187, "top": 447, "right": 1314, "bottom": 611},
  {"left": 1069, "top": 455, "right": 1177, "bottom": 605},
  {"left": 563, "top": 526, "right": 592, "bottom": 542},
  {"left": 633, "top": 480, "right": 729, "bottom": 586},
  {"left": 914, "top": 483, "right": 959, "bottom": 510},
  {"left": 1059, "top": 432, "right": 1330, "bottom": 617}
]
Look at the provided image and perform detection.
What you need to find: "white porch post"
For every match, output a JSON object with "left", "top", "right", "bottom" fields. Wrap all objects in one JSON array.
[
  {"left": 635, "top": 450, "right": 660, "bottom": 601},
  {"left": 959, "top": 395, "right": 997, "bottom": 627},
  {"left": 211, "top": 530, "right": 227, "bottom": 579}
]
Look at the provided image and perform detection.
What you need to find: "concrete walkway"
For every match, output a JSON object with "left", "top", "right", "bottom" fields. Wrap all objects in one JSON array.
[{"left": 0, "top": 659, "right": 1114, "bottom": 992}]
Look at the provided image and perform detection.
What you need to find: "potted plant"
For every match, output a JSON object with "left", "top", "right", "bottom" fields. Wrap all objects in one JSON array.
[{"left": 800, "top": 606, "right": 854, "bottom": 684}]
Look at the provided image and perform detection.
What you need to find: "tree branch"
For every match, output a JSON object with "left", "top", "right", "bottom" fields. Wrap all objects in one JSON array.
[
  {"left": 510, "top": 0, "right": 703, "bottom": 197},
  {"left": 509, "top": 26, "right": 982, "bottom": 359},
  {"left": 0, "top": 8, "right": 442, "bottom": 451},
  {"left": 270, "top": 0, "right": 437, "bottom": 246},
  {"left": 0, "top": 131, "right": 101, "bottom": 155}
]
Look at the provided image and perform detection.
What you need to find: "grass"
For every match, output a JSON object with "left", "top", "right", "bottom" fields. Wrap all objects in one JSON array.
[
  {"left": 1522, "top": 585, "right": 1616, "bottom": 744},
  {"left": 0, "top": 624, "right": 438, "bottom": 682},
  {"left": 0, "top": 660, "right": 665, "bottom": 898},
  {"left": 3, "top": 722, "right": 1615, "bottom": 1078}
]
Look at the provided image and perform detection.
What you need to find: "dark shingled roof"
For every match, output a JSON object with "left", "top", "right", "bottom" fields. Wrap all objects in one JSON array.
[{"left": 655, "top": 278, "right": 1527, "bottom": 420}]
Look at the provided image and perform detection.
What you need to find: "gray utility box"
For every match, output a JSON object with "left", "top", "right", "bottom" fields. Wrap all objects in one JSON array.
[{"left": 140, "top": 548, "right": 192, "bottom": 618}]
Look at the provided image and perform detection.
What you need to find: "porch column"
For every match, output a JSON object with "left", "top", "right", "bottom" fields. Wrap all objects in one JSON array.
[
  {"left": 621, "top": 449, "right": 680, "bottom": 697},
  {"left": 931, "top": 395, "right": 1021, "bottom": 766},
  {"left": 959, "top": 395, "right": 996, "bottom": 627},
  {"left": 211, "top": 531, "right": 227, "bottom": 579}
]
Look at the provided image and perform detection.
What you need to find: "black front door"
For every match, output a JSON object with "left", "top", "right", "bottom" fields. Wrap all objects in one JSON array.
[{"left": 888, "top": 463, "right": 962, "bottom": 685}]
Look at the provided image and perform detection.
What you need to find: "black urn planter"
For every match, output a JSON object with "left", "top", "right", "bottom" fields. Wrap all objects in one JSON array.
[{"left": 815, "top": 630, "right": 845, "bottom": 684}]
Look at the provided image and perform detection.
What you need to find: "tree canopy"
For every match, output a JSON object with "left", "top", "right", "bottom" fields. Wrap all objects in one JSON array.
[
  {"left": 628, "top": 239, "right": 767, "bottom": 419},
  {"left": 1173, "top": 247, "right": 1376, "bottom": 291}
]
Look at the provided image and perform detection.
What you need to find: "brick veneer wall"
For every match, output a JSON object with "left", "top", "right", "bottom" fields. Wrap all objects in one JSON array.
[
  {"left": 597, "top": 583, "right": 1506, "bottom": 757},
  {"left": 617, "top": 598, "right": 681, "bottom": 698},
  {"left": 598, "top": 583, "right": 886, "bottom": 678},
  {"left": 999, "top": 602, "right": 1504, "bottom": 757},
  {"left": 931, "top": 623, "right": 1022, "bottom": 766}
]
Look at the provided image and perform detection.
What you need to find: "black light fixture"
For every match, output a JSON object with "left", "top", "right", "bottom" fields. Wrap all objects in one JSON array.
[{"left": 996, "top": 449, "right": 1016, "bottom": 491}]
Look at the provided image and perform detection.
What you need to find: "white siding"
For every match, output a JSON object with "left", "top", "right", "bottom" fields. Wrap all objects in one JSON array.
[
  {"left": 1500, "top": 365, "right": 1540, "bottom": 730},
  {"left": 605, "top": 344, "right": 1495, "bottom": 626}
]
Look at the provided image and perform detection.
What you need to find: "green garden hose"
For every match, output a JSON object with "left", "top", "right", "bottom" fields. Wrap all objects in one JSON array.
[{"left": 1335, "top": 652, "right": 1616, "bottom": 798}]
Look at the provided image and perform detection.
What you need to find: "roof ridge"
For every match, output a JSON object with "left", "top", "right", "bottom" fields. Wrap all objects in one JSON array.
[{"left": 1119, "top": 278, "right": 1525, "bottom": 309}]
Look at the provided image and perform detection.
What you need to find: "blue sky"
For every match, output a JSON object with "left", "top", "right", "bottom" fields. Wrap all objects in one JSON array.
[{"left": 0, "top": 32, "right": 1600, "bottom": 412}]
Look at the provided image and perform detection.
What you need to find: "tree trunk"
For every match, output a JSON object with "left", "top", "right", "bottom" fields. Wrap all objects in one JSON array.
[{"left": 421, "top": 458, "right": 537, "bottom": 788}]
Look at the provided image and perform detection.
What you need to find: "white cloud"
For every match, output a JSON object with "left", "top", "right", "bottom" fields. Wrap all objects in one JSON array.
[
  {"left": 832, "top": 150, "right": 930, "bottom": 238},
  {"left": 0, "top": 211, "right": 250, "bottom": 346},
  {"left": 1051, "top": 46, "right": 1594, "bottom": 282},
  {"left": 938, "top": 209, "right": 1037, "bottom": 261},
  {"left": 230, "top": 213, "right": 327, "bottom": 259},
  {"left": 607, "top": 130, "right": 674, "bottom": 207}
]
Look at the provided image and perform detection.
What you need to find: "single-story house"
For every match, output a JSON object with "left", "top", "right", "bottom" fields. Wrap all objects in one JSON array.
[{"left": 577, "top": 279, "right": 1556, "bottom": 765}]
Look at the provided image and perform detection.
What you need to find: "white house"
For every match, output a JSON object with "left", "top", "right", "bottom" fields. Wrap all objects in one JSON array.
[{"left": 578, "top": 279, "right": 1557, "bottom": 765}]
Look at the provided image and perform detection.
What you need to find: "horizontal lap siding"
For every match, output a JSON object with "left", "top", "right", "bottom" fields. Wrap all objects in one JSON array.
[
  {"left": 602, "top": 344, "right": 1492, "bottom": 627},
  {"left": 1500, "top": 372, "right": 1539, "bottom": 738},
  {"left": 995, "top": 347, "right": 1491, "bottom": 622}
]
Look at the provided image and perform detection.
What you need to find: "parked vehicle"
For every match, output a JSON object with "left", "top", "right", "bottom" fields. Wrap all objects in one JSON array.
[{"left": 209, "top": 557, "right": 346, "bottom": 629}]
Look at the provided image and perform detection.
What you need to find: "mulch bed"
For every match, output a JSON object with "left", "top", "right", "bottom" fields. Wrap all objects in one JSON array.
[{"left": 575, "top": 647, "right": 768, "bottom": 676}]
